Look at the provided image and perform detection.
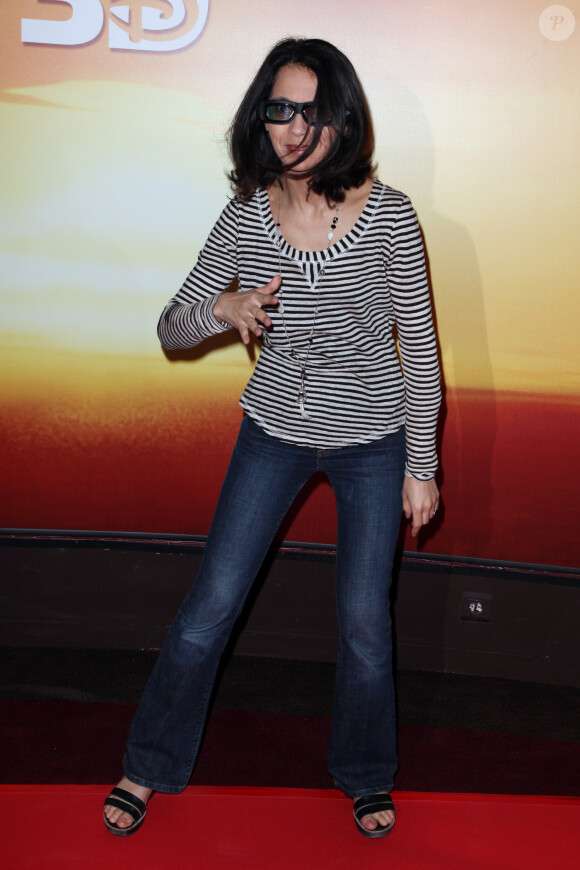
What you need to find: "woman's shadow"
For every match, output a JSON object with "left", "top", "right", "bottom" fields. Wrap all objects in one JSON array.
[{"left": 380, "top": 79, "right": 497, "bottom": 559}]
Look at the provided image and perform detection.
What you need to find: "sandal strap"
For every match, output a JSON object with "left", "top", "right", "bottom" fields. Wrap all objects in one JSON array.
[
  {"left": 104, "top": 787, "right": 147, "bottom": 823},
  {"left": 353, "top": 793, "right": 395, "bottom": 822}
]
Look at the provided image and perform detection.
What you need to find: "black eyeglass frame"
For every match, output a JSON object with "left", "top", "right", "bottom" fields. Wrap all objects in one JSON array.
[{"left": 259, "top": 100, "right": 333, "bottom": 125}]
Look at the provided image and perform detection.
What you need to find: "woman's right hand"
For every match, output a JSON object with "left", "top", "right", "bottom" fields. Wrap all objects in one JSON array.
[{"left": 213, "top": 275, "right": 281, "bottom": 345}]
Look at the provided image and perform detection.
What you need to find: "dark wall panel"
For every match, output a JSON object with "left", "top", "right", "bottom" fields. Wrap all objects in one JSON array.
[{"left": 1, "top": 539, "right": 578, "bottom": 687}]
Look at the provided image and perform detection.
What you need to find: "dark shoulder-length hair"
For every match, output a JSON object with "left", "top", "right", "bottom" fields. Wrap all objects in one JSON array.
[{"left": 227, "top": 38, "right": 374, "bottom": 204}]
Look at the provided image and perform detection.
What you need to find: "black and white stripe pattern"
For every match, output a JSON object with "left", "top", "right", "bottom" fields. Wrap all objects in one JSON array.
[{"left": 158, "top": 181, "right": 441, "bottom": 479}]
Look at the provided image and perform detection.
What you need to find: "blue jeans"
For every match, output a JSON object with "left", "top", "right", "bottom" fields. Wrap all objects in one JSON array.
[{"left": 123, "top": 416, "right": 406, "bottom": 798}]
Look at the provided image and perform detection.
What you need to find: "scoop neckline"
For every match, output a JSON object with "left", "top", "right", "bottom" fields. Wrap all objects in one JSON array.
[{"left": 258, "top": 179, "right": 383, "bottom": 263}]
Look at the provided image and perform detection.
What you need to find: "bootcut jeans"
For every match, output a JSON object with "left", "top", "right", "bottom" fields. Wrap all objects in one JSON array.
[{"left": 123, "top": 415, "right": 406, "bottom": 798}]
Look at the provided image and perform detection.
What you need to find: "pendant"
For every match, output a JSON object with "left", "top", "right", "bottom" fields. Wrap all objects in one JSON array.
[
  {"left": 297, "top": 373, "right": 311, "bottom": 420},
  {"left": 297, "top": 394, "right": 311, "bottom": 420}
]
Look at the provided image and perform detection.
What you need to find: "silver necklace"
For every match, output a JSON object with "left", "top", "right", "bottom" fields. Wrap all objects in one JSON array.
[{"left": 273, "top": 185, "right": 339, "bottom": 419}]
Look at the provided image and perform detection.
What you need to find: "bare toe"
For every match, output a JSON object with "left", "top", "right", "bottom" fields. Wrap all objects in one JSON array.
[
  {"left": 103, "top": 777, "right": 152, "bottom": 835},
  {"left": 362, "top": 813, "right": 378, "bottom": 830},
  {"left": 354, "top": 793, "right": 396, "bottom": 838}
]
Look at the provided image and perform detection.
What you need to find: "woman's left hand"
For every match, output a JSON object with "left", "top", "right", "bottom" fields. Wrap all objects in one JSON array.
[{"left": 402, "top": 476, "right": 440, "bottom": 537}]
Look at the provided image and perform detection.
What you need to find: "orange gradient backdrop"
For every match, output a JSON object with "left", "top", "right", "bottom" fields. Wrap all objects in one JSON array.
[{"left": 1, "top": 0, "right": 579, "bottom": 567}]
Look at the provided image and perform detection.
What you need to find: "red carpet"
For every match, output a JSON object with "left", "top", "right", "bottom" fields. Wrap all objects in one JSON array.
[{"left": 2, "top": 786, "right": 579, "bottom": 869}]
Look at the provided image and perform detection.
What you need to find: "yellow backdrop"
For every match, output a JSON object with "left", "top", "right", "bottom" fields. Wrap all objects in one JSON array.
[{"left": 1, "top": 1, "right": 578, "bottom": 566}]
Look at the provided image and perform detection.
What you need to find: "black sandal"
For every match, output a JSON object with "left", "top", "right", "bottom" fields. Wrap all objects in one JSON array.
[
  {"left": 353, "top": 793, "right": 396, "bottom": 839},
  {"left": 103, "top": 786, "right": 148, "bottom": 837}
]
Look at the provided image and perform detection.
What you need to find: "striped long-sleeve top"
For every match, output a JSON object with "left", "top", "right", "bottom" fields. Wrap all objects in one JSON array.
[{"left": 158, "top": 180, "right": 441, "bottom": 480}]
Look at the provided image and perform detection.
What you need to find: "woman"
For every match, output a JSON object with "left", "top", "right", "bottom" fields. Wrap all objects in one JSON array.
[{"left": 104, "top": 37, "right": 440, "bottom": 840}]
